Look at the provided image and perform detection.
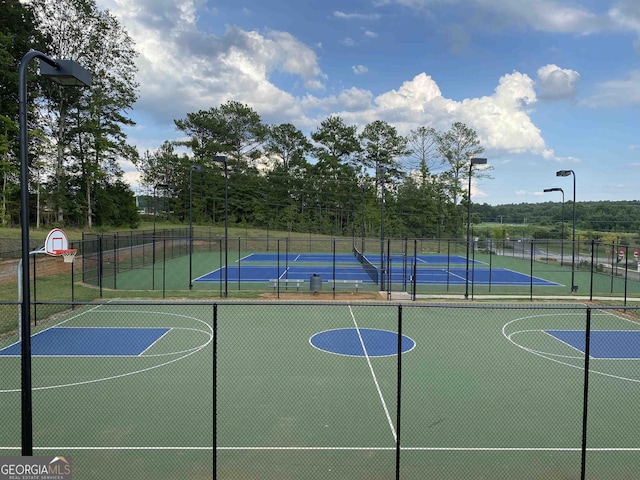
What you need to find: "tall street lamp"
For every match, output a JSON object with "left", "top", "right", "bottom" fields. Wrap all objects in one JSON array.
[
  {"left": 19, "top": 51, "right": 91, "bottom": 455},
  {"left": 556, "top": 169, "right": 577, "bottom": 292},
  {"left": 214, "top": 155, "right": 228, "bottom": 297},
  {"left": 543, "top": 187, "right": 565, "bottom": 268},
  {"left": 189, "top": 165, "right": 204, "bottom": 289},
  {"left": 465, "top": 157, "right": 487, "bottom": 299},
  {"left": 377, "top": 166, "right": 386, "bottom": 290}
]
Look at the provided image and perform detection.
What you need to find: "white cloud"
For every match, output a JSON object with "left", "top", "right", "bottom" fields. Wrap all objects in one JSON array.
[
  {"left": 301, "top": 87, "right": 374, "bottom": 113},
  {"left": 302, "top": 71, "right": 548, "bottom": 158},
  {"left": 96, "top": 0, "right": 568, "bottom": 181},
  {"left": 607, "top": 1, "right": 640, "bottom": 49},
  {"left": 95, "top": 0, "right": 327, "bottom": 125},
  {"left": 376, "top": 0, "right": 605, "bottom": 33},
  {"left": 582, "top": 70, "right": 640, "bottom": 107},
  {"left": 536, "top": 64, "right": 580, "bottom": 100},
  {"left": 333, "top": 11, "right": 381, "bottom": 20}
]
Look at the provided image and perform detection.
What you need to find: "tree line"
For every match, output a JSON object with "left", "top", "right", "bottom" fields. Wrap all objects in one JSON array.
[
  {"left": 1, "top": 0, "right": 139, "bottom": 228},
  {"left": 474, "top": 201, "right": 640, "bottom": 241},
  {"left": 135, "top": 103, "right": 492, "bottom": 239}
]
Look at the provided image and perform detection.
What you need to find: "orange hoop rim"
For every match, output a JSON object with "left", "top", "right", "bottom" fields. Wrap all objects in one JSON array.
[{"left": 53, "top": 249, "right": 77, "bottom": 262}]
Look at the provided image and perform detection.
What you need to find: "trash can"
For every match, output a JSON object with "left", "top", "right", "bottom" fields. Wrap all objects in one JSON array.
[{"left": 310, "top": 274, "right": 322, "bottom": 293}]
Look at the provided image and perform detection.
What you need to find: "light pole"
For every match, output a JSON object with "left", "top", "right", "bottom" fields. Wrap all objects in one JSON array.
[
  {"left": 360, "top": 184, "right": 367, "bottom": 253},
  {"left": 556, "top": 170, "right": 577, "bottom": 292},
  {"left": 189, "top": 165, "right": 203, "bottom": 289},
  {"left": 214, "top": 155, "right": 228, "bottom": 297},
  {"left": 465, "top": 157, "right": 487, "bottom": 299},
  {"left": 543, "top": 187, "right": 565, "bottom": 268},
  {"left": 18, "top": 51, "right": 91, "bottom": 455},
  {"left": 377, "top": 166, "right": 386, "bottom": 290}
]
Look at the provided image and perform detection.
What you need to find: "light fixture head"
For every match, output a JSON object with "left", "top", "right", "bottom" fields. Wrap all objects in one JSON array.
[
  {"left": 543, "top": 188, "right": 562, "bottom": 193},
  {"left": 556, "top": 170, "right": 572, "bottom": 177},
  {"left": 39, "top": 59, "right": 91, "bottom": 87},
  {"left": 214, "top": 155, "right": 228, "bottom": 163},
  {"left": 470, "top": 157, "right": 487, "bottom": 165},
  {"left": 191, "top": 165, "right": 204, "bottom": 172}
]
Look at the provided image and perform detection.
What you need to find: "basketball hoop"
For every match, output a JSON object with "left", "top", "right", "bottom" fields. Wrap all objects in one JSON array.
[
  {"left": 55, "top": 249, "right": 77, "bottom": 263},
  {"left": 44, "top": 229, "right": 76, "bottom": 262}
]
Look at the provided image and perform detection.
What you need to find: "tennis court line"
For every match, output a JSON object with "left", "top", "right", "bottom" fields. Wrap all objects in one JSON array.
[
  {"left": 2, "top": 446, "right": 639, "bottom": 452},
  {"left": 217, "top": 446, "right": 640, "bottom": 451},
  {"left": 348, "top": 305, "right": 397, "bottom": 442},
  {"left": 0, "top": 446, "right": 212, "bottom": 451}
]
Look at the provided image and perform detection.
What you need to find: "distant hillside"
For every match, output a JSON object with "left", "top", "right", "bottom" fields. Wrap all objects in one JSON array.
[{"left": 474, "top": 200, "right": 640, "bottom": 232}]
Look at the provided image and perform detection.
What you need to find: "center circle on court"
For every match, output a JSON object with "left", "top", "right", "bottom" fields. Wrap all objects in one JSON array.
[{"left": 310, "top": 328, "right": 415, "bottom": 357}]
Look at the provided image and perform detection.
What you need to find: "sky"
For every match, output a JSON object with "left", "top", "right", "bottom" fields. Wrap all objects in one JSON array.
[{"left": 93, "top": 0, "right": 640, "bottom": 206}]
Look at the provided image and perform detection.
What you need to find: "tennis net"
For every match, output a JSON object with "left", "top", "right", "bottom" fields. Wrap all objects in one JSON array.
[{"left": 353, "top": 245, "right": 379, "bottom": 284}]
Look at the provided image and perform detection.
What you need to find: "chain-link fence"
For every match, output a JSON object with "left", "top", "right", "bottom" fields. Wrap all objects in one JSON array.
[
  {"left": 1, "top": 301, "right": 640, "bottom": 479},
  {"left": 3, "top": 232, "right": 640, "bottom": 302}
]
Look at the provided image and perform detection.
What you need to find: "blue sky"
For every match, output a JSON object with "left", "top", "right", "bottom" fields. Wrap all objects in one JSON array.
[{"left": 94, "top": 0, "right": 640, "bottom": 205}]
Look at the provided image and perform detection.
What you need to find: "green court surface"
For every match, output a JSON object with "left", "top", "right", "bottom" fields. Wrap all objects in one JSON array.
[
  {"left": 215, "top": 303, "right": 640, "bottom": 479},
  {"left": 0, "top": 302, "right": 214, "bottom": 479},
  {"left": 1, "top": 302, "right": 640, "bottom": 479}
]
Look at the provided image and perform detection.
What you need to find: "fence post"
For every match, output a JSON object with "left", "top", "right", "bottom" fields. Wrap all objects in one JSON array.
[
  {"left": 277, "top": 240, "right": 280, "bottom": 299},
  {"left": 99, "top": 235, "right": 103, "bottom": 298},
  {"left": 162, "top": 238, "right": 166, "bottom": 299},
  {"left": 332, "top": 240, "right": 336, "bottom": 299},
  {"left": 71, "top": 244, "right": 75, "bottom": 307},
  {"left": 589, "top": 240, "right": 594, "bottom": 301},
  {"left": 395, "top": 304, "right": 403, "bottom": 479},
  {"left": 114, "top": 234, "right": 117, "bottom": 290},
  {"left": 412, "top": 239, "right": 417, "bottom": 301},
  {"left": 530, "top": 242, "right": 534, "bottom": 301},
  {"left": 625, "top": 245, "right": 631, "bottom": 305},
  {"left": 213, "top": 302, "right": 218, "bottom": 475},
  {"left": 32, "top": 254, "right": 37, "bottom": 326},
  {"left": 580, "top": 307, "right": 592, "bottom": 480}
]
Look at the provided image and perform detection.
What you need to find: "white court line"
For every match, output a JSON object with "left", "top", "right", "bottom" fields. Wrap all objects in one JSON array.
[
  {"left": 348, "top": 305, "right": 397, "bottom": 442},
  {"left": 0, "top": 446, "right": 212, "bottom": 451},
  {"left": 216, "top": 446, "right": 640, "bottom": 451},
  {"left": 1, "top": 446, "right": 638, "bottom": 452}
]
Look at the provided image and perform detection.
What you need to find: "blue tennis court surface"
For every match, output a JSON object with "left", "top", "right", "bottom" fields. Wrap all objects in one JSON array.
[
  {"left": 241, "top": 253, "right": 473, "bottom": 264},
  {"left": 194, "top": 252, "right": 560, "bottom": 286},
  {"left": 0, "top": 327, "right": 170, "bottom": 356},
  {"left": 545, "top": 330, "right": 640, "bottom": 358}
]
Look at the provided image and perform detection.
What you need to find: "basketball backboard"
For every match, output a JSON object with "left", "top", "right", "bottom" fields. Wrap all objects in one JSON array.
[{"left": 44, "top": 228, "right": 69, "bottom": 255}]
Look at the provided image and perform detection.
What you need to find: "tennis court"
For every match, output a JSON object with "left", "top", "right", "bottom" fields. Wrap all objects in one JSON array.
[
  {"left": 1, "top": 301, "right": 640, "bottom": 479},
  {"left": 192, "top": 252, "right": 560, "bottom": 287}
]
